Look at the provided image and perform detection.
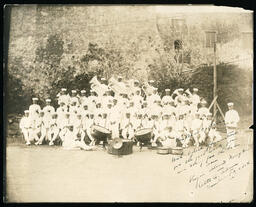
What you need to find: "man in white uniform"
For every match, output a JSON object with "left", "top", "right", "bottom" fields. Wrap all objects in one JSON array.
[
  {"left": 224, "top": 102, "right": 240, "bottom": 149},
  {"left": 57, "top": 88, "right": 70, "bottom": 106},
  {"left": 43, "top": 99, "right": 55, "bottom": 117},
  {"left": 198, "top": 100, "right": 210, "bottom": 118},
  {"left": 48, "top": 113, "right": 59, "bottom": 146},
  {"left": 161, "top": 89, "right": 173, "bottom": 106},
  {"left": 79, "top": 90, "right": 88, "bottom": 106},
  {"left": 19, "top": 110, "right": 32, "bottom": 145},
  {"left": 29, "top": 97, "right": 41, "bottom": 121}
]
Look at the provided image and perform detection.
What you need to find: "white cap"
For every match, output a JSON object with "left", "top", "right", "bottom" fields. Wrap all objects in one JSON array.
[
  {"left": 149, "top": 80, "right": 154, "bottom": 83},
  {"left": 134, "top": 80, "right": 139, "bottom": 83},
  {"left": 165, "top": 89, "right": 171, "bottom": 92},
  {"left": 24, "top": 110, "right": 29, "bottom": 113},
  {"left": 71, "top": 90, "right": 77, "bottom": 93},
  {"left": 201, "top": 100, "right": 207, "bottom": 104},
  {"left": 61, "top": 88, "right": 67, "bottom": 92},
  {"left": 193, "top": 88, "right": 198, "bottom": 92},
  {"left": 227, "top": 102, "right": 234, "bottom": 106},
  {"left": 153, "top": 87, "right": 158, "bottom": 91},
  {"left": 178, "top": 88, "right": 184, "bottom": 92},
  {"left": 207, "top": 112, "right": 212, "bottom": 116},
  {"left": 81, "top": 90, "right": 86, "bottom": 93},
  {"left": 46, "top": 99, "right": 51, "bottom": 102},
  {"left": 32, "top": 97, "right": 38, "bottom": 101},
  {"left": 39, "top": 110, "right": 44, "bottom": 114},
  {"left": 101, "top": 78, "right": 106, "bottom": 81}
]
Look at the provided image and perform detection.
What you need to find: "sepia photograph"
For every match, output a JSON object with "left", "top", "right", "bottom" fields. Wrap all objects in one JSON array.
[{"left": 4, "top": 4, "right": 253, "bottom": 203}]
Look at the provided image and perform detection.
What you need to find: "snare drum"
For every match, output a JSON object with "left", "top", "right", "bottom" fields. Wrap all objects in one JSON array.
[
  {"left": 170, "top": 147, "right": 183, "bottom": 155},
  {"left": 91, "top": 125, "right": 111, "bottom": 141},
  {"left": 134, "top": 128, "right": 153, "bottom": 144},
  {"left": 157, "top": 147, "right": 170, "bottom": 155}
]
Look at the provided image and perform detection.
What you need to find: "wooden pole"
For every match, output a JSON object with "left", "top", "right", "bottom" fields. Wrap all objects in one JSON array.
[{"left": 213, "top": 41, "right": 217, "bottom": 123}]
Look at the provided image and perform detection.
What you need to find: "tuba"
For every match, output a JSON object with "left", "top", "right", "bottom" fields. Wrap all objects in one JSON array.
[
  {"left": 108, "top": 77, "right": 129, "bottom": 96},
  {"left": 90, "top": 76, "right": 109, "bottom": 96},
  {"left": 142, "top": 82, "right": 154, "bottom": 96}
]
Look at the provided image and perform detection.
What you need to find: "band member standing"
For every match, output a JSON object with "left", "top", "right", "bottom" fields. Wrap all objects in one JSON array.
[
  {"left": 79, "top": 90, "right": 88, "bottom": 106},
  {"left": 29, "top": 97, "right": 41, "bottom": 121},
  {"left": 43, "top": 99, "right": 55, "bottom": 117},
  {"left": 225, "top": 102, "right": 240, "bottom": 149},
  {"left": 57, "top": 88, "right": 70, "bottom": 106},
  {"left": 161, "top": 89, "right": 173, "bottom": 106}
]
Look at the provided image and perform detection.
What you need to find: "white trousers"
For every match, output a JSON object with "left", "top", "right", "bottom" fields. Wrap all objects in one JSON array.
[
  {"left": 22, "top": 128, "right": 32, "bottom": 143},
  {"left": 122, "top": 127, "right": 134, "bottom": 140},
  {"left": 110, "top": 123, "right": 120, "bottom": 138},
  {"left": 48, "top": 127, "right": 60, "bottom": 142}
]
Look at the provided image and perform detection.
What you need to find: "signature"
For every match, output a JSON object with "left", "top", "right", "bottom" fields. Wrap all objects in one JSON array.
[{"left": 171, "top": 145, "right": 251, "bottom": 189}]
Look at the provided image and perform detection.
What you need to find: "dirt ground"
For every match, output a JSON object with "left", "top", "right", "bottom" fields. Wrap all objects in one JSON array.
[{"left": 5, "top": 116, "right": 253, "bottom": 202}]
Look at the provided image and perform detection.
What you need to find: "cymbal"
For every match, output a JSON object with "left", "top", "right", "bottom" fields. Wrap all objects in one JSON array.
[{"left": 112, "top": 138, "right": 123, "bottom": 149}]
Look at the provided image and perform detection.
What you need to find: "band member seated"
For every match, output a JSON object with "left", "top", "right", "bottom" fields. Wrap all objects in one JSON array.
[
  {"left": 158, "top": 126, "right": 176, "bottom": 148},
  {"left": 35, "top": 110, "right": 46, "bottom": 145},
  {"left": 62, "top": 124, "right": 93, "bottom": 150},
  {"left": 73, "top": 113, "right": 85, "bottom": 143},
  {"left": 121, "top": 110, "right": 134, "bottom": 140},
  {"left": 206, "top": 113, "right": 222, "bottom": 146},
  {"left": 84, "top": 112, "right": 96, "bottom": 146},
  {"left": 19, "top": 110, "right": 32, "bottom": 145},
  {"left": 134, "top": 111, "right": 144, "bottom": 131},
  {"left": 191, "top": 112, "right": 202, "bottom": 147},
  {"left": 58, "top": 112, "right": 71, "bottom": 142},
  {"left": 48, "top": 113, "right": 59, "bottom": 146},
  {"left": 149, "top": 113, "right": 161, "bottom": 147}
]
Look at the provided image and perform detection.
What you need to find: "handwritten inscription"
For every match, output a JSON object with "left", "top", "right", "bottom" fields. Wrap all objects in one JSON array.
[{"left": 171, "top": 145, "right": 251, "bottom": 189}]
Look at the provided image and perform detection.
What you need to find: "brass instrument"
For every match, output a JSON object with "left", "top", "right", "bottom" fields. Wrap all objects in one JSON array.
[
  {"left": 90, "top": 76, "right": 109, "bottom": 96},
  {"left": 141, "top": 82, "right": 154, "bottom": 96}
]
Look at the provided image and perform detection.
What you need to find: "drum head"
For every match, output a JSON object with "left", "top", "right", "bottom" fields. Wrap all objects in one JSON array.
[
  {"left": 135, "top": 128, "right": 152, "bottom": 136},
  {"left": 112, "top": 138, "right": 123, "bottom": 149},
  {"left": 92, "top": 125, "right": 111, "bottom": 134}
]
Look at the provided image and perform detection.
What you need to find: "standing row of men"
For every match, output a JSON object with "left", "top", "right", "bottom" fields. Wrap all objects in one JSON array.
[{"left": 19, "top": 77, "right": 240, "bottom": 149}]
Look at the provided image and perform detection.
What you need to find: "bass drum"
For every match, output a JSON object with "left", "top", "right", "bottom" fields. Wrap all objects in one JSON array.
[{"left": 134, "top": 128, "right": 153, "bottom": 144}]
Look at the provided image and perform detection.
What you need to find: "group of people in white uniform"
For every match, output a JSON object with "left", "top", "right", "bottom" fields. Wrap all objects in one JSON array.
[{"left": 19, "top": 77, "right": 240, "bottom": 150}]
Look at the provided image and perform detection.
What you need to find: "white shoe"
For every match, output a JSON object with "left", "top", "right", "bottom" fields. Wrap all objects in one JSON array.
[
  {"left": 49, "top": 142, "right": 54, "bottom": 146},
  {"left": 26, "top": 142, "right": 31, "bottom": 146},
  {"left": 152, "top": 142, "right": 157, "bottom": 147}
]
